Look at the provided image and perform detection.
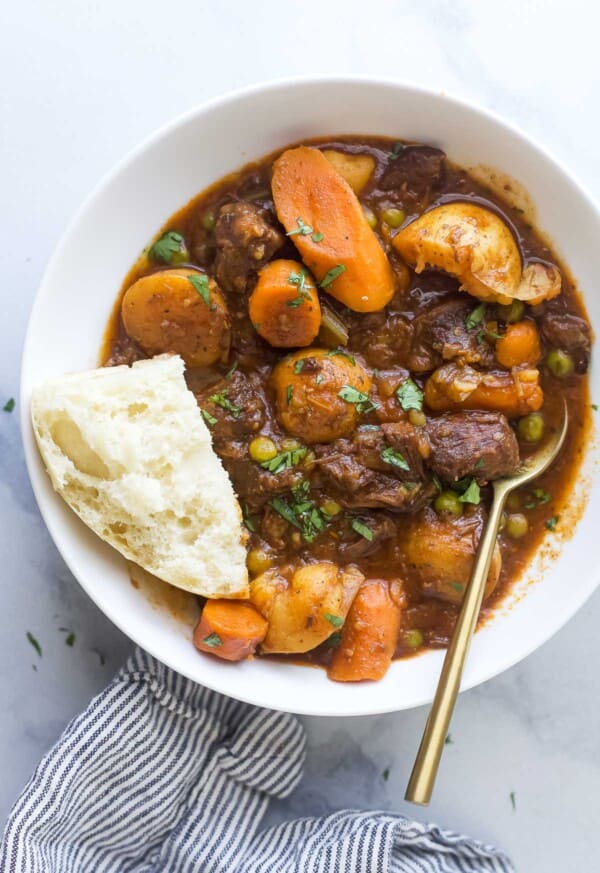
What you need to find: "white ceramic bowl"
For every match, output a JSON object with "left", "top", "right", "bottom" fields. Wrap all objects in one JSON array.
[{"left": 21, "top": 78, "right": 599, "bottom": 716}]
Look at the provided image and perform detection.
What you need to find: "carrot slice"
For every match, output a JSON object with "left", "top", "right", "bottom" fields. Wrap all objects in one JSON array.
[
  {"left": 193, "top": 599, "right": 268, "bottom": 662},
  {"left": 495, "top": 320, "right": 542, "bottom": 368},
  {"left": 328, "top": 579, "right": 402, "bottom": 682},
  {"left": 271, "top": 146, "right": 395, "bottom": 313},
  {"left": 249, "top": 259, "right": 321, "bottom": 347}
]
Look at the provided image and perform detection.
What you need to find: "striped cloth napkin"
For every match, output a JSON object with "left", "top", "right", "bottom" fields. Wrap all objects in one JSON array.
[{"left": 1, "top": 648, "right": 514, "bottom": 872}]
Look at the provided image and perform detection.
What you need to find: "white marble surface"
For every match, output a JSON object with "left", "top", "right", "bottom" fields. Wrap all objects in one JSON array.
[{"left": 1, "top": 1, "right": 599, "bottom": 869}]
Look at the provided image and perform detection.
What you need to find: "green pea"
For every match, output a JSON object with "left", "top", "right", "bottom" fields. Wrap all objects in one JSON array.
[
  {"left": 505, "top": 513, "right": 529, "bottom": 539},
  {"left": 362, "top": 205, "right": 377, "bottom": 229},
  {"left": 434, "top": 490, "right": 463, "bottom": 517},
  {"left": 201, "top": 211, "right": 216, "bottom": 232},
  {"left": 517, "top": 413, "right": 545, "bottom": 443},
  {"left": 497, "top": 300, "right": 525, "bottom": 323},
  {"left": 380, "top": 207, "right": 406, "bottom": 228},
  {"left": 403, "top": 629, "right": 424, "bottom": 648},
  {"left": 546, "top": 348, "right": 574, "bottom": 378}
]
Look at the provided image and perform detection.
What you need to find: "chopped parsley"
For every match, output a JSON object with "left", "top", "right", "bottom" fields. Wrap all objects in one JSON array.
[
  {"left": 381, "top": 446, "right": 410, "bottom": 471},
  {"left": 326, "top": 631, "right": 342, "bottom": 649},
  {"left": 287, "top": 217, "right": 313, "bottom": 237},
  {"left": 545, "top": 515, "right": 559, "bottom": 531},
  {"left": 475, "top": 457, "right": 485, "bottom": 469},
  {"left": 65, "top": 632, "right": 76, "bottom": 647},
  {"left": 203, "top": 633, "right": 223, "bottom": 648},
  {"left": 315, "top": 374, "right": 324, "bottom": 385},
  {"left": 592, "top": 404, "right": 598, "bottom": 412},
  {"left": 327, "top": 348, "right": 356, "bottom": 365},
  {"left": 351, "top": 518, "right": 373, "bottom": 541},
  {"left": 225, "top": 361, "right": 238, "bottom": 379},
  {"left": 457, "top": 478, "right": 481, "bottom": 505},
  {"left": 432, "top": 473, "right": 443, "bottom": 492},
  {"left": 208, "top": 389, "right": 241, "bottom": 419},
  {"left": 382, "top": 767, "right": 390, "bottom": 781},
  {"left": 149, "top": 230, "right": 188, "bottom": 264},
  {"left": 187, "top": 273, "right": 211, "bottom": 306},
  {"left": 260, "top": 446, "right": 307, "bottom": 474},
  {"left": 270, "top": 481, "right": 328, "bottom": 543},
  {"left": 324, "top": 612, "right": 344, "bottom": 628},
  {"left": 312, "top": 231, "right": 324, "bottom": 243},
  {"left": 476, "top": 327, "right": 503, "bottom": 344},
  {"left": 200, "top": 408, "right": 218, "bottom": 426},
  {"left": 338, "top": 385, "right": 379, "bottom": 414},
  {"left": 445, "top": 734, "right": 453, "bottom": 745},
  {"left": 294, "top": 359, "right": 305, "bottom": 375},
  {"left": 524, "top": 488, "right": 552, "bottom": 509},
  {"left": 390, "top": 141, "right": 405, "bottom": 158},
  {"left": 26, "top": 631, "right": 42, "bottom": 657},
  {"left": 242, "top": 504, "right": 256, "bottom": 533},
  {"left": 450, "top": 582, "right": 464, "bottom": 593},
  {"left": 510, "top": 791, "right": 516, "bottom": 812},
  {"left": 396, "top": 378, "right": 423, "bottom": 412},
  {"left": 465, "top": 303, "right": 487, "bottom": 330},
  {"left": 320, "top": 264, "right": 347, "bottom": 289},
  {"left": 3, "top": 397, "right": 15, "bottom": 413},
  {"left": 286, "top": 385, "right": 294, "bottom": 405}
]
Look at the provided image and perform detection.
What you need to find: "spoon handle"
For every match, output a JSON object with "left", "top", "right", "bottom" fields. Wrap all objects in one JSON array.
[{"left": 405, "top": 485, "right": 507, "bottom": 805}]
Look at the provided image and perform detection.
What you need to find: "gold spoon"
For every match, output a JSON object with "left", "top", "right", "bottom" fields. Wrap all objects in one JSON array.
[{"left": 405, "top": 400, "right": 568, "bottom": 806}]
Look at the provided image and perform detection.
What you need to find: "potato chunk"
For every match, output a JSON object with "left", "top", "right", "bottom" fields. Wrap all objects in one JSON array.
[
  {"left": 122, "top": 269, "right": 230, "bottom": 367},
  {"left": 272, "top": 348, "right": 373, "bottom": 443},
  {"left": 393, "top": 203, "right": 561, "bottom": 305},
  {"left": 250, "top": 562, "right": 364, "bottom": 654},
  {"left": 322, "top": 150, "right": 375, "bottom": 193},
  {"left": 401, "top": 508, "right": 501, "bottom": 604}
]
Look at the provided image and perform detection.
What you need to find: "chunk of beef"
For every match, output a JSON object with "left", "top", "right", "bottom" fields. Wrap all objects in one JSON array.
[
  {"left": 351, "top": 311, "right": 413, "bottom": 369},
  {"left": 194, "top": 369, "right": 266, "bottom": 442},
  {"left": 218, "top": 440, "right": 303, "bottom": 511},
  {"left": 379, "top": 145, "right": 447, "bottom": 209},
  {"left": 214, "top": 202, "right": 284, "bottom": 293},
  {"left": 426, "top": 411, "right": 519, "bottom": 484},
  {"left": 539, "top": 311, "right": 591, "bottom": 374},
  {"left": 315, "top": 425, "right": 435, "bottom": 512},
  {"left": 338, "top": 513, "right": 397, "bottom": 562},
  {"left": 408, "top": 299, "right": 495, "bottom": 372}
]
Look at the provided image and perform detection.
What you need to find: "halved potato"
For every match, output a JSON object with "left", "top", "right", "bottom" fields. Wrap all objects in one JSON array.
[
  {"left": 322, "top": 150, "right": 376, "bottom": 194},
  {"left": 250, "top": 561, "right": 364, "bottom": 654},
  {"left": 393, "top": 202, "right": 561, "bottom": 305}
]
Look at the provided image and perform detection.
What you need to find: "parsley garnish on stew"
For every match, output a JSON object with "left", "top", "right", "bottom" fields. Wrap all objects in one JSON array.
[
  {"left": 270, "top": 482, "right": 328, "bottom": 543},
  {"left": 326, "top": 631, "right": 342, "bottom": 649},
  {"left": 294, "top": 359, "right": 305, "bottom": 375},
  {"left": 338, "top": 385, "right": 379, "bottom": 414},
  {"left": 381, "top": 446, "right": 410, "bottom": 471},
  {"left": 149, "top": 230, "right": 188, "bottom": 264},
  {"left": 187, "top": 273, "right": 211, "bottom": 306},
  {"left": 286, "top": 385, "right": 294, "bottom": 405},
  {"left": 524, "top": 488, "right": 552, "bottom": 509},
  {"left": 320, "top": 264, "right": 347, "bottom": 289},
  {"left": 457, "top": 478, "right": 481, "bottom": 505},
  {"left": 287, "top": 217, "right": 314, "bottom": 237},
  {"left": 465, "top": 302, "right": 486, "bottom": 330},
  {"left": 390, "top": 141, "right": 405, "bottom": 159},
  {"left": 208, "top": 389, "right": 241, "bottom": 419},
  {"left": 351, "top": 518, "right": 373, "bottom": 541},
  {"left": 203, "top": 633, "right": 223, "bottom": 648},
  {"left": 3, "top": 398, "right": 15, "bottom": 413},
  {"left": 324, "top": 612, "right": 344, "bottom": 628},
  {"left": 200, "top": 408, "right": 218, "bottom": 426},
  {"left": 545, "top": 515, "right": 559, "bottom": 531},
  {"left": 396, "top": 378, "right": 423, "bottom": 412},
  {"left": 242, "top": 504, "right": 256, "bottom": 533},
  {"left": 260, "top": 447, "right": 307, "bottom": 474},
  {"left": 327, "top": 348, "right": 356, "bottom": 365}
]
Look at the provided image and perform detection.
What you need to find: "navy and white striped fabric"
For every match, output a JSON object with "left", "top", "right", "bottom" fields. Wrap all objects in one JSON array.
[{"left": 1, "top": 648, "right": 514, "bottom": 872}]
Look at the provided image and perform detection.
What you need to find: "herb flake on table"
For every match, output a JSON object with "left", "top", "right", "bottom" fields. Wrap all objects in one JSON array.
[
  {"left": 510, "top": 791, "right": 516, "bottom": 811},
  {"left": 396, "top": 378, "right": 423, "bottom": 412},
  {"left": 445, "top": 734, "right": 453, "bottom": 745},
  {"left": 381, "top": 446, "right": 410, "bottom": 471},
  {"left": 320, "top": 264, "right": 346, "bottom": 289},
  {"left": 382, "top": 767, "right": 390, "bottom": 781},
  {"left": 3, "top": 397, "right": 15, "bottom": 413},
  {"left": 26, "top": 632, "right": 42, "bottom": 657},
  {"left": 65, "top": 632, "right": 76, "bottom": 647}
]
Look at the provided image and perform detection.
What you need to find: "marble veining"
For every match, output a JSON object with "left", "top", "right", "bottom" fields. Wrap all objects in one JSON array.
[{"left": 2, "top": 1, "right": 599, "bottom": 869}]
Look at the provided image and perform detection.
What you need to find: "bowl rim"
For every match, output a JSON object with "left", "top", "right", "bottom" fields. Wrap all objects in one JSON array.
[{"left": 20, "top": 75, "right": 600, "bottom": 716}]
